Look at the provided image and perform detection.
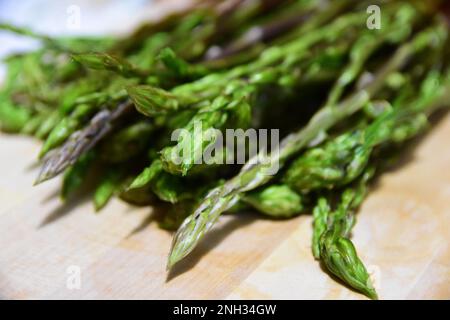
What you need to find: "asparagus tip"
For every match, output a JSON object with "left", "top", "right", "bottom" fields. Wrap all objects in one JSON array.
[
  {"left": 367, "top": 289, "right": 379, "bottom": 300},
  {"left": 34, "top": 173, "right": 49, "bottom": 186},
  {"left": 166, "top": 253, "right": 179, "bottom": 271}
]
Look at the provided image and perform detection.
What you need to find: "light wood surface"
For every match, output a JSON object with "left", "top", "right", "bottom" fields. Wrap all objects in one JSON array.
[{"left": 0, "top": 113, "right": 449, "bottom": 300}]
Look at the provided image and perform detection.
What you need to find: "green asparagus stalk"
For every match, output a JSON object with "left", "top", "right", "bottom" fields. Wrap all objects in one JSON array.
[
  {"left": 242, "top": 184, "right": 303, "bottom": 218},
  {"left": 1, "top": 0, "right": 449, "bottom": 301},
  {"left": 93, "top": 168, "right": 125, "bottom": 211},
  {"left": 35, "top": 100, "right": 132, "bottom": 184},
  {"left": 61, "top": 150, "right": 96, "bottom": 199},
  {"left": 313, "top": 168, "right": 377, "bottom": 299},
  {"left": 167, "top": 22, "right": 447, "bottom": 270}
]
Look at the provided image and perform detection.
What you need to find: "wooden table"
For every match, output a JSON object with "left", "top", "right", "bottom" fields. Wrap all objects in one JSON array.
[{"left": 0, "top": 113, "right": 449, "bottom": 299}]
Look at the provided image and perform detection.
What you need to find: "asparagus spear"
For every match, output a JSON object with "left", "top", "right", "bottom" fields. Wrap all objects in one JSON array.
[
  {"left": 314, "top": 168, "right": 378, "bottom": 299},
  {"left": 1, "top": 0, "right": 449, "bottom": 300},
  {"left": 167, "top": 22, "right": 447, "bottom": 270},
  {"left": 312, "top": 70, "right": 450, "bottom": 298},
  {"left": 20, "top": 1, "right": 318, "bottom": 186},
  {"left": 35, "top": 100, "right": 132, "bottom": 184},
  {"left": 127, "top": 7, "right": 383, "bottom": 182}
]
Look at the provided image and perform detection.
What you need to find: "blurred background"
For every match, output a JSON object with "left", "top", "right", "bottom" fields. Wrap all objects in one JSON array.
[{"left": 0, "top": 0, "right": 192, "bottom": 77}]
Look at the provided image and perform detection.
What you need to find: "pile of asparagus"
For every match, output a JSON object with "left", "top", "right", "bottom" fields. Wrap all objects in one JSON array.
[{"left": 1, "top": 0, "right": 449, "bottom": 299}]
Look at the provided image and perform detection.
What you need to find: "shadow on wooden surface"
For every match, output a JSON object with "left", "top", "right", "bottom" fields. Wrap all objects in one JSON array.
[{"left": 166, "top": 213, "right": 257, "bottom": 282}]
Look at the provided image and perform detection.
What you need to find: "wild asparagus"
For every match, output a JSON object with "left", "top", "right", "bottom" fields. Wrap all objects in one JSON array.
[
  {"left": 1, "top": 0, "right": 449, "bottom": 300},
  {"left": 168, "top": 23, "right": 446, "bottom": 270}
]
